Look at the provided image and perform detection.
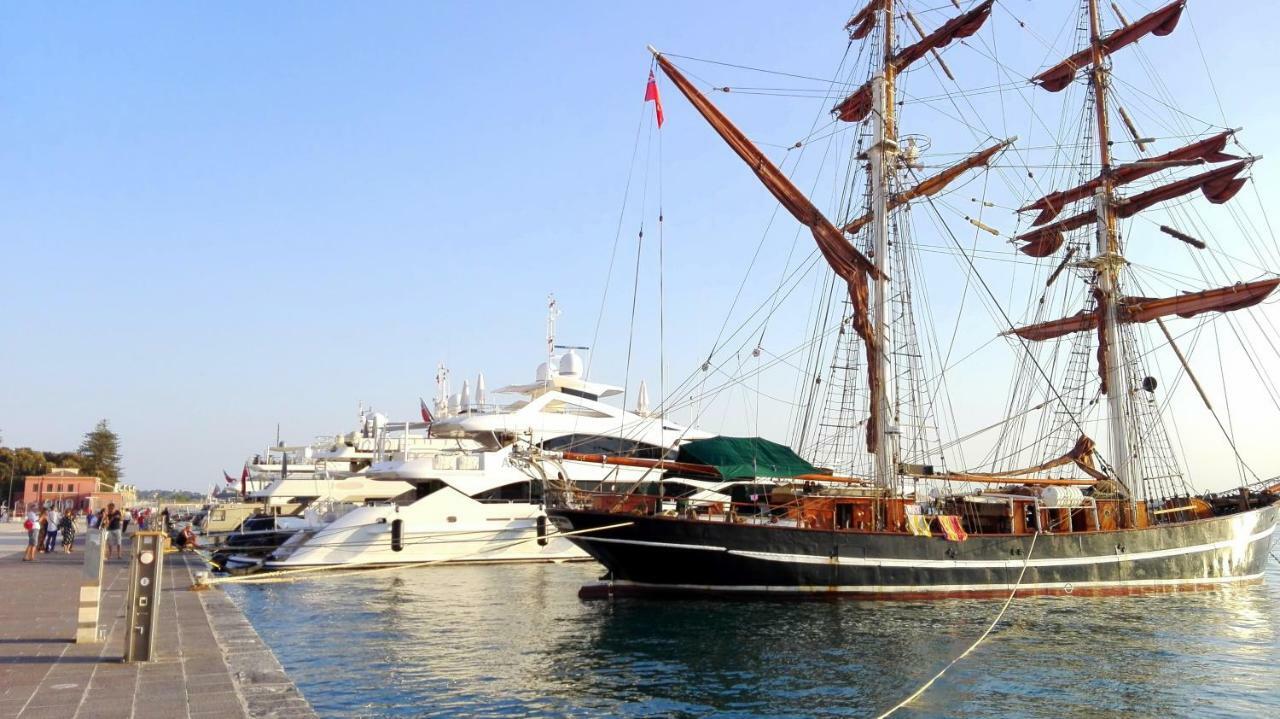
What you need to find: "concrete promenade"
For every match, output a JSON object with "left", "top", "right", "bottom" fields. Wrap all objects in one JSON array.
[{"left": 0, "top": 522, "right": 316, "bottom": 719}]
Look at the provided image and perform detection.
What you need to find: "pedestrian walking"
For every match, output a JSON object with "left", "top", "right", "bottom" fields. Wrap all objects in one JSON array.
[
  {"left": 44, "top": 507, "right": 61, "bottom": 553},
  {"left": 23, "top": 507, "right": 39, "bottom": 561},
  {"left": 103, "top": 503, "right": 124, "bottom": 560},
  {"left": 36, "top": 508, "right": 49, "bottom": 553},
  {"left": 60, "top": 510, "right": 77, "bottom": 554}
]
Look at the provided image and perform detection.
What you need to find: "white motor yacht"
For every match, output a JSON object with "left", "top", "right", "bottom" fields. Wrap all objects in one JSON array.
[{"left": 265, "top": 349, "right": 714, "bottom": 570}]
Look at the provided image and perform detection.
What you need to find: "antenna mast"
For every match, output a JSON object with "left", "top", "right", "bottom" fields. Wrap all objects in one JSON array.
[{"left": 546, "top": 293, "right": 560, "bottom": 386}]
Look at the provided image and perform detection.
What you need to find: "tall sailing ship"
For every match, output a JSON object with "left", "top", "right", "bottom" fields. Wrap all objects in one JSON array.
[{"left": 542, "top": 0, "right": 1280, "bottom": 598}]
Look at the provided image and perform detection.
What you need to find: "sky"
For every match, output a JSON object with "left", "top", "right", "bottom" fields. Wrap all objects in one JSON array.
[{"left": 4, "top": 1, "right": 1280, "bottom": 493}]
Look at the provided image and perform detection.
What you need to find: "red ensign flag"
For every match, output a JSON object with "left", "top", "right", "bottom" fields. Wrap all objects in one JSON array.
[{"left": 644, "top": 70, "right": 664, "bottom": 127}]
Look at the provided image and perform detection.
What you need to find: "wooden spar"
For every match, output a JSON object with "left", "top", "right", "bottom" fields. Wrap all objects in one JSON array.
[
  {"left": 1033, "top": 1, "right": 1186, "bottom": 92},
  {"left": 870, "top": 0, "right": 897, "bottom": 485},
  {"left": 558, "top": 452, "right": 1093, "bottom": 489},
  {"left": 1154, "top": 317, "right": 1214, "bottom": 411},
  {"left": 1159, "top": 224, "right": 1207, "bottom": 249},
  {"left": 561, "top": 451, "right": 881, "bottom": 485},
  {"left": 905, "top": 11, "right": 955, "bottom": 81},
  {"left": 1009, "top": 278, "right": 1280, "bottom": 342},
  {"left": 930, "top": 473, "right": 1098, "bottom": 487},
  {"left": 560, "top": 451, "right": 720, "bottom": 477},
  {"left": 1090, "top": 0, "right": 1131, "bottom": 499},
  {"left": 1017, "top": 131, "right": 1239, "bottom": 225},
  {"left": 1117, "top": 105, "right": 1149, "bottom": 151},
  {"left": 839, "top": 139, "right": 1013, "bottom": 235}
]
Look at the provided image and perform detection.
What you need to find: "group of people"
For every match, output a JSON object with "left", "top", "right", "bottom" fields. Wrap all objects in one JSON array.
[
  {"left": 21, "top": 505, "right": 80, "bottom": 561},
  {"left": 22, "top": 502, "right": 131, "bottom": 562}
]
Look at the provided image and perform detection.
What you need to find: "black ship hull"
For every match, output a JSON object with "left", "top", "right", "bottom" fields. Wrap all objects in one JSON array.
[{"left": 551, "top": 505, "right": 1277, "bottom": 599}]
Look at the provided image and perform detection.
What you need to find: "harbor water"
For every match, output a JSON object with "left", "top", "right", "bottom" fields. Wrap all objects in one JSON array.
[{"left": 226, "top": 560, "right": 1280, "bottom": 718}]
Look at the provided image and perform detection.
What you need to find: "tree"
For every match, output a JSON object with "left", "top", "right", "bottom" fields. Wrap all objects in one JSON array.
[
  {"left": 0, "top": 447, "right": 51, "bottom": 504},
  {"left": 79, "top": 420, "right": 122, "bottom": 487}
]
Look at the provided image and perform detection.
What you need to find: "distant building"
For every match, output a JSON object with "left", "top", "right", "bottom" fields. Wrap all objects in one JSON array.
[{"left": 15, "top": 467, "right": 138, "bottom": 513}]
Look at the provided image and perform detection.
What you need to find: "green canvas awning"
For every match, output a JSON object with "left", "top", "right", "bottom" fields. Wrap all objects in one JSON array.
[{"left": 675, "top": 436, "right": 817, "bottom": 479}]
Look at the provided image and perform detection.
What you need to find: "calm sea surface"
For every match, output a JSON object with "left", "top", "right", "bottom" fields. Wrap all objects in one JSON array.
[{"left": 225, "top": 560, "right": 1280, "bottom": 718}]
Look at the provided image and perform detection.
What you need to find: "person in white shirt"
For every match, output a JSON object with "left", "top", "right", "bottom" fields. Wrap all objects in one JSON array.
[
  {"left": 44, "top": 508, "right": 61, "bottom": 553},
  {"left": 24, "top": 508, "right": 39, "bottom": 561}
]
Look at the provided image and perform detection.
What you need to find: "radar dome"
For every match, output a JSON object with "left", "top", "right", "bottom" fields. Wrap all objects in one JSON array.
[
  {"left": 559, "top": 350, "right": 583, "bottom": 377},
  {"left": 536, "top": 362, "right": 553, "bottom": 381}
]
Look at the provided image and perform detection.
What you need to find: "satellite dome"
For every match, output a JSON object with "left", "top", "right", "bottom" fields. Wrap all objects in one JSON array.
[
  {"left": 558, "top": 350, "right": 583, "bottom": 377},
  {"left": 535, "top": 362, "right": 552, "bottom": 381}
]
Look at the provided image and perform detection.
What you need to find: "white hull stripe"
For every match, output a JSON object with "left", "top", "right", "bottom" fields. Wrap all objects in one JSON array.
[
  {"left": 585, "top": 537, "right": 729, "bottom": 552},
  {"left": 599, "top": 572, "right": 1267, "bottom": 594},
  {"left": 580, "top": 524, "right": 1275, "bottom": 569}
]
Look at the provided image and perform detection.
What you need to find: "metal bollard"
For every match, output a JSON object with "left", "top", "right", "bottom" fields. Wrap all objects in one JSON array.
[
  {"left": 124, "top": 531, "right": 166, "bottom": 662},
  {"left": 75, "top": 528, "right": 105, "bottom": 643}
]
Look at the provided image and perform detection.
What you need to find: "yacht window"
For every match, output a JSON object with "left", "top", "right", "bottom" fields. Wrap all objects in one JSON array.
[
  {"left": 472, "top": 481, "right": 544, "bottom": 503},
  {"left": 539, "top": 399, "right": 610, "bottom": 418},
  {"left": 647, "top": 482, "right": 703, "bottom": 498},
  {"left": 541, "top": 434, "right": 667, "bottom": 459}
]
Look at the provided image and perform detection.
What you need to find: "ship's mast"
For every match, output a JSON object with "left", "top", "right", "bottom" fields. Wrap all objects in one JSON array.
[
  {"left": 869, "top": 0, "right": 899, "bottom": 488},
  {"left": 1087, "top": 0, "right": 1135, "bottom": 499}
]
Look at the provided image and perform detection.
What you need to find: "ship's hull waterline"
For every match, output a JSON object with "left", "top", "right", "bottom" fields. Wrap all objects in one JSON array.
[{"left": 552, "top": 505, "right": 1277, "bottom": 600}]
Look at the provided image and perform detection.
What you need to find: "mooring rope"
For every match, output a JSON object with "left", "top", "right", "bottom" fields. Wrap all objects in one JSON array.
[
  {"left": 193, "top": 521, "right": 634, "bottom": 587},
  {"left": 873, "top": 531, "right": 1040, "bottom": 719}
]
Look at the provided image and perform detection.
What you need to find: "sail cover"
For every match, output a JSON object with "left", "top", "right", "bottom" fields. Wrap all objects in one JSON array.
[
  {"left": 841, "top": 139, "right": 1012, "bottom": 235},
  {"left": 1014, "top": 160, "right": 1253, "bottom": 257},
  {"left": 1009, "top": 278, "right": 1280, "bottom": 342},
  {"left": 1019, "top": 131, "right": 1239, "bottom": 225},
  {"left": 1032, "top": 0, "right": 1186, "bottom": 92},
  {"left": 833, "top": 0, "right": 993, "bottom": 123},
  {"left": 893, "top": 0, "right": 993, "bottom": 70},
  {"left": 845, "top": 0, "right": 879, "bottom": 40},
  {"left": 653, "top": 50, "right": 886, "bottom": 454},
  {"left": 676, "top": 436, "right": 817, "bottom": 479}
]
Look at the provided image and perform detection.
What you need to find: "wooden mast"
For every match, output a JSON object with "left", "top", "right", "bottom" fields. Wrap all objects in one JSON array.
[
  {"left": 1087, "top": 0, "right": 1136, "bottom": 501},
  {"left": 869, "top": 0, "right": 899, "bottom": 490}
]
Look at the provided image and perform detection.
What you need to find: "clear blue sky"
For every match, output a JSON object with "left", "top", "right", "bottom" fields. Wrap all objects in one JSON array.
[{"left": 4, "top": 1, "right": 1280, "bottom": 492}]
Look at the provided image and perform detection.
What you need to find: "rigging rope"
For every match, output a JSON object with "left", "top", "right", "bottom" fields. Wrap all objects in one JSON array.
[{"left": 872, "top": 530, "right": 1040, "bottom": 719}]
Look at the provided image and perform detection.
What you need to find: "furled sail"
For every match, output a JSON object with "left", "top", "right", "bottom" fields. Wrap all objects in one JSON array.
[
  {"left": 841, "top": 138, "right": 1012, "bottom": 235},
  {"left": 833, "top": 0, "right": 993, "bottom": 123},
  {"left": 1014, "top": 160, "right": 1253, "bottom": 257},
  {"left": 1008, "top": 278, "right": 1280, "bottom": 342},
  {"left": 651, "top": 49, "right": 885, "bottom": 453},
  {"left": 894, "top": 0, "right": 993, "bottom": 69},
  {"left": 1019, "top": 131, "right": 1239, "bottom": 225},
  {"left": 1032, "top": 0, "right": 1185, "bottom": 92},
  {"left": 938, "top": 435, "right": 1109, "bottom": 484},
  {"left": 844, "top": 0, "right": 879, "bottom": 40}
]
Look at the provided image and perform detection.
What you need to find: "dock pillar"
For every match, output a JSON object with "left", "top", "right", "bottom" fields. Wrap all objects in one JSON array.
[{"left": 75, "top": 528, "right": 105, "bottom": 643}]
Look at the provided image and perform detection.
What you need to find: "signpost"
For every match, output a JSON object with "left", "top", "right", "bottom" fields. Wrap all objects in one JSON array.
[
  {"left": 124, "top": 531, "right": 166, "bottom": 662},
  {"left": 75, "top": 527, "right": 105, "bottom": 643}
]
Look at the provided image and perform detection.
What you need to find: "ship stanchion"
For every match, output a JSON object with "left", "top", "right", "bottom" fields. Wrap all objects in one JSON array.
[{"left": 873, "top": 531, "right": 1040, "bottom": 719}]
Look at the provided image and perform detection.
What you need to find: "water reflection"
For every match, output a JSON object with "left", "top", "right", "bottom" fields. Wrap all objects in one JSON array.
[{"left": 227, "top": 561, "right": 1280, "bottom": 718}]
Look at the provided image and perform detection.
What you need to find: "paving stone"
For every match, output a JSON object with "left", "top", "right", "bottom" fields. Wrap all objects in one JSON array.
[{"left": 0, "top": 537, "right": 315, "bottom": 719}]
